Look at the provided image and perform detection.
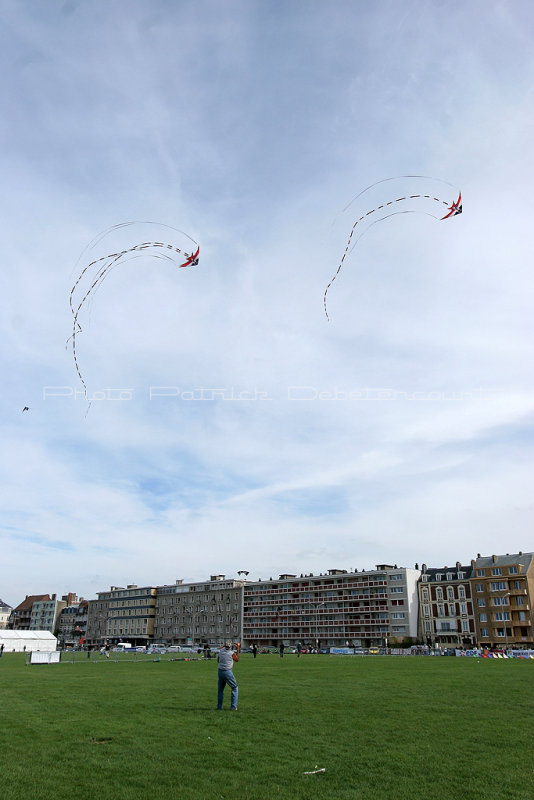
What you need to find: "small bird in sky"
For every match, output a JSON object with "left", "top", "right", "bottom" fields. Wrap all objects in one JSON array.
[{"left": 22, "top": 407, "right": 29, "bottom": 412}]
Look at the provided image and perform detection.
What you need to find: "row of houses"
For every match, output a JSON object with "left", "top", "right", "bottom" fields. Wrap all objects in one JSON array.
[
  {"left": 3, "top": 551, "right": 534, "bottom": 650},
  {"left": 1, "top": 593, "right": 88, "bottom": 648}
]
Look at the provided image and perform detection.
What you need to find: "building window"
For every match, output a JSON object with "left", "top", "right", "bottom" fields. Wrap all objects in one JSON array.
[
  {"left": 491, "top": 582, "right": 507, "bottom": 592},
  {"left": 476, "top": 569, "right": 484, "bottom": 577},
  {"left": 478, "top": 599, "right": 486, "bottom": 607}
]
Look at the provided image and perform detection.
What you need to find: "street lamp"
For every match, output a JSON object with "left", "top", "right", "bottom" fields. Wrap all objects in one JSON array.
[{"left": 236, "top": 572, "right": 248, "bottom": 648}]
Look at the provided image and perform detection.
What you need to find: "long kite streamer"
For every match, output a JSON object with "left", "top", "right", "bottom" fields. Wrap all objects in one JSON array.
[
  {"left": 68, "top": 222, "right": 199, "bottom": 402},
  {"left": 324, "top": 176, "right": 462, "bottom": 320}
]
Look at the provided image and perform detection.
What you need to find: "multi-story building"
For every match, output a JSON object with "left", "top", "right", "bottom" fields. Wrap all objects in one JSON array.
[
  {"left": 418, "top": 563, "right": 476, "bottom": 647},
  {"left": 154, "top": 575, "right": 245, "bottom": 647},
  {"left": 75, "top": 600, "right": 89, "bottom": 643},
  {"left": 56, "top": 596, "right": 88, "bottom": 647},
  {"left": 30, "top": 595, "right": 66, "bottom": 633},
  {"left": 86, "top": 595, "right": 111, "bottom": 648},
  {"left": 0, "top": 599, "right": 12, "bottom": 629},
  {"left": 87, "top": 585, "right": 157, "bottom": 647},
  {"left": 243, "top": 565, "right": 420, "bottom": 648},
  {"left": 470, "top": 552, "right": 534, "bottom": 649},
  {"left": 8, "top": 595, "right": 50, "bottom": 629}
]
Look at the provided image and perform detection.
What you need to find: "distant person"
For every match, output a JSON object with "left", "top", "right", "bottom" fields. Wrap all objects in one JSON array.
[
  {"left": 0, "top": 643, "right": 4, "bottom": 657},
  {"left": 279, "top": 641, "right": 285, "bottom": 658},
  {"left": 252, "top": 643, "right": 257, "bottom": 659},
  {"left": 297, "top": 642, "right": 302, "bottom": 658},
  {"left": 217, "top": 641, "right": 240, "bottom": 711}
]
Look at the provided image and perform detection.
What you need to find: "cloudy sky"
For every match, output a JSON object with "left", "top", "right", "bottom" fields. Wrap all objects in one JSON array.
[{"left": 2, "top": 0, "right": 533, "bottom": 606}]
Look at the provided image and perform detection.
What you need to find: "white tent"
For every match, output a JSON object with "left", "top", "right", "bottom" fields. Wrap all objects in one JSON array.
[{"left": 0, "top": 630, "right": 57, "bottom": 652}]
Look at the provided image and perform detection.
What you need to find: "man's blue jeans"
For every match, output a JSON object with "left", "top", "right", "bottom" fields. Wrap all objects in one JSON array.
[{"left": 217, "top": 669, "right": 238, "bottom": 709}]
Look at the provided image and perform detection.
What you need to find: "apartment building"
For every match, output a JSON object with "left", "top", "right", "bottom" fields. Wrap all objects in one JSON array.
[
  {"left": 57, "top": 596, "right": 88, "bottom": 646},
  {"left": 243, "top": 565, "right": 420, "bottom": 648},
  {"left": 86, "top": 585, "right": 157, "bottom": 647},
  {"left": 470, "top": 552, "right": 534, "bottom": 649},
  {"left": 154, "top": 575, "right": 245, "bottom": 647},
  {"left": 85, "top": 595, "right": 110, "bottom": 647},
  {"left": 8, "top": 594, "right": 50, "bottom": 629},
  {"left": 30, "top": 595, "right": 67, "bottom": 634},
  {"left": 0, "top": 599, "right": 12, "bottom": 629},
  {"left": 418, "top": 563, "right": 476, "bottom": 647}
]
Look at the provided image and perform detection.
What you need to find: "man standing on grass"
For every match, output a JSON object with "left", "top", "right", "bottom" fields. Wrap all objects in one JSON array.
[{"left": 217, "top": 640, "right": 240, "bottom": 711}]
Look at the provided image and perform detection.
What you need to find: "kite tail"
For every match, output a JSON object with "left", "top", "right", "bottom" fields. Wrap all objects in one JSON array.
[{"left": 324, "top": 219, "right": 360, "bottom": 320}]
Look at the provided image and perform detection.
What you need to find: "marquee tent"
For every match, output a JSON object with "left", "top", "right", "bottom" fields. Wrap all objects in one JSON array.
[{"left": 0, "top": 630, "right": 57, "bottom": 652}]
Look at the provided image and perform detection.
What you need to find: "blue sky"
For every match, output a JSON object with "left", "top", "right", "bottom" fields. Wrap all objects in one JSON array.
[{"left": 1, "top": 0, "right": 533, "bottom": 605}]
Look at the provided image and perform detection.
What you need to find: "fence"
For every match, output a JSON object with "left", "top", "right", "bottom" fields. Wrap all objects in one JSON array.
[{"left": 25, "top": 649, "right": 208, "bottom": 665}]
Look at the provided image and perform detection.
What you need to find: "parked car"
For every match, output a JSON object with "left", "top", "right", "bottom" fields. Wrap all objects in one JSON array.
[{"left": 368, "top": 647, "right": 380, "bottom": 655}]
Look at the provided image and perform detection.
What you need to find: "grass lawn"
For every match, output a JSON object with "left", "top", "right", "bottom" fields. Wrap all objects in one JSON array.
[{"left": 1, "top": 653, "right": 533, "bottom": 800}]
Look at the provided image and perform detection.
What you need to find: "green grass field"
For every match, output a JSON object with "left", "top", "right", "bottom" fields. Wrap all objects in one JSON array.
[{"left": 1, "top": 653, "right": 533, "bottom": 800}]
